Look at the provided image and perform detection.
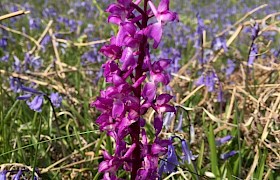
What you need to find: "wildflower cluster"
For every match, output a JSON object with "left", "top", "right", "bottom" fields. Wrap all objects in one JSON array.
[{"left": 91, "top": 0, "right": 178, "bottom": 179}]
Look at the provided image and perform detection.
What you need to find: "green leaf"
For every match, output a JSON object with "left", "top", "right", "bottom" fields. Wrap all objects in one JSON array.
[{"left": 207, "top": 123, "right": 220, "bottom": 177}]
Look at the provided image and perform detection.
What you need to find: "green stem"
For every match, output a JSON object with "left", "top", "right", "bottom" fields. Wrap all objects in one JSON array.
[{"left": 31, "top": 113, "right": 41, "bottom": 180}]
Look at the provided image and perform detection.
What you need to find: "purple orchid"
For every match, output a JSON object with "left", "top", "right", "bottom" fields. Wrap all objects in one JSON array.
[
  {"left": 92, "top": 0, "right": 178, "bottom": 179},
  {"left": 146, "top": 0, "right": 179, "bottom": 48}
]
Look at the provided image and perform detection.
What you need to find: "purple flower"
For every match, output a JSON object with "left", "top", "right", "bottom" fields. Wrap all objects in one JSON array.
[
  {"left": 150, "top": 59, "right": 172, "bottom": 85},
  {"left": 92, "top": 1, "right": 178, "bottom": 179},
  {"left": 216, "top": 85, "right": 225, "bottom": 103},
  {"left": 17, "top": 94, "right": 32, "bottom": 100},
  {"left": 27, "top": 95, "right": 44, "bottom": 112},
  {"left": 196, "top": 13, "right": 205, "bottom": 35},
  {"left": 81, "top": 49, "right": 102, "bottom": 64},
  {"left": 29, "top": 18, "right": 41, "bottom": 30},
  {"left": 220, "top": 150, "right": 238, "bottom": 160},
  {"left": 165, "top": 143, "right": 179, "bottom": 171},
  {"left": 50, "top": 92, "right": 62, "bottom": 108},
  {"left": 20, "top": 85, "right": 45, "bottom": 95},
  {"left": 196, "top": 71, "right": 217, "bottom": 92},
  {"left": 163, "top": 112, "right": 174, "bottom": 129},
  {"left": 194, "top": 13, "right": 205, "bottom": 49},
  {"left": 43, "top": 7, "right": 57, "bottom": 18},
  {"left": 0, "top": 170, "right": 7, "bottom": 180},
  {"left": 41, "top": 35, "right": 51, "bottom": 52},
  {"left": 10, "top": 78, "right": 21, "bottom": 93},
  {"left": 106, "top": 0, "right": 132, "bottom": 24},
  {"left": 100, "top": 44, "right": 122, "bottom": 60},
  {"left": 215, "top": 135, "right": 233, "bottom": 146},
  {"left": 251, "top": 23, "right": 259, "bottom": 40},
  {"left": 0, "top": 53, "right": 9, "bottom": 62},
  {"left": 225, "top": 59, "right": 235, "bottom": 76},
  {"left": 16, "top": 84, "right": 46, "bottom": 112},
  {"left": 158, "top": 142, "right": 179, "bottom": 176},
  {"left": 212, "top": 36, "right": 228, "bottom": 52},
  {"left": 13, "top": 56, "right": 21, "bottom": 72},
  {"left": 181, "top": 140, "right": 196, "bottom": 164},
  {"left": 0, "top": 37, "right": 8, "bottom": 49},
  {"left": 174, "top": 113, "right": 183, "bottom": 132},
  {"left": 146, "top": 0, "right": 179, "bottom": 48},
  {"left": 12, "top": 170, "right": 22, "bottom": 180},
  {"left": 83, "top": 24, "right": 94, "bottom": 34},
  {"left": 24, "top": 53, "right": 42, "bottom": 71},
  {"left": 248, "top": 44, "right": 258, "bottom": 66}
]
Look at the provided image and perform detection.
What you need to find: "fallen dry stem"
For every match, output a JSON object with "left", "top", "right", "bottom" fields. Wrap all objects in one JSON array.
[
  {"left": 29, "top": 20, "right": 53, "bottom": 54},
  {"left": 217, "top": 4, "right": 268, "bottom": 36},
  {"left": 49, "top": 28, "right": 65, "bottom": 78},
  {"left": 56, "top": 38, "right": 109, "bottom": 47},
  {"left": 0, "top": 24, "right": 41, "bottom": 48},
  {"left": 41, "top": 142, "right": 96, "bottom": 173},
  {"left": 0, "top": 69, "right": 65, "bottom": 93},
  {"left": 0, "top": 10, "right": 30, "bottom": 21}
]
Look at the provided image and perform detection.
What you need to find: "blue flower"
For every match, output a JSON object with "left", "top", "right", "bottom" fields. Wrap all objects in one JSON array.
[
  {"left": 251, "top": 23, "right": 259, "bottom": 40},
  {"left": 163, "top": 112, "right": 174, "bottom": 130},
  {"left": 0, "top": 37, "right": 8, "bottom": 49},
  {"left": 248, "top": 44, "right": 258, "bottom": 66},
  {"left": 13, "top": 56, "right": 21, "bottom": 72},
  {"left": 17, "top": 85, "right": 45, "bottom": 112},
  {"left": 0, "top": 53, "right": 9, "bottom": 62},
  {"left": 216, "top": 84, "right": 225, "bottom": 102},
  {"left": 215, "top": 135, "right": 233, "bottom": 146},
  {"left": 166, "top": 143, "right": 179, "bottom": 172},
  {"left": 220, "top": 150, "right": 238, "bottom": 160},
  {"left": 174, "top": 113, "right": 183, "bottom": 132},
  {"left": 27, "top": 95, "right": 44, "bottom": 112},
  {"left": 196, "top": 71, "right": 217, "bottom": 92},
  {"left": 20, "top": 85, "right": 45, "bottom": 95},
  {"left": 12, "top": 170, "right": 22, "bottom": 180},
  {"left": 0, "top": 170, "right": 7, "bottom": 180},
  {"left": 225, "top": 59, "right": 235, "bottom": 76},
  {"left": 10, "top": 78, "right": 21, "bottom": 93},
  {"left": 159, "top": 142, "right": 179, "bottom": 177},
  {"left": 50, "top": 92, "right": 62, "bottom": 108},
  {"left": 212, "top": 36, "right": 228, "bottom": 52},
  {"left": 24, "top": 53, "right": 42, "bottom": 71},
  {"left": 29, "top": 18, "right": 41, "bottom": 30},
  {"left": 181, "top": 140, "right": 197, "bottom": 164}
]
